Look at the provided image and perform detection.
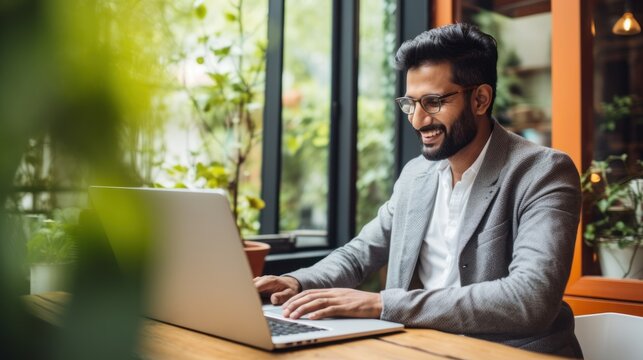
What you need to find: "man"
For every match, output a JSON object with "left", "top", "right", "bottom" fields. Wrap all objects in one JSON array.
[{"left": 254, "top": 23, "right": 582, "bottom": 357}]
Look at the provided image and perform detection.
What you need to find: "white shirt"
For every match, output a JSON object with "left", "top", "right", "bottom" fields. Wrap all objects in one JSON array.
[{"left": 418, "top": 137, "right": 491, "bottom": 291}]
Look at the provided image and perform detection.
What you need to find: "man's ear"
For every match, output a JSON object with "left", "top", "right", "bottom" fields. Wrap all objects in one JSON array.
[{"left": 472, "top": 84, "right": 493, "bottom": 115}]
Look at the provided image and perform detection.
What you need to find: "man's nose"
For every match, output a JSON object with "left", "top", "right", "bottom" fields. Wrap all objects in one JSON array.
[{"left": 409, "top": 106, "right": 432, "bottom": 130}]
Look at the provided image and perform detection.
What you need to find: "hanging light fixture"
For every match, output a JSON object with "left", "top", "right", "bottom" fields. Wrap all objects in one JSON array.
[{"left": 612, "top": 0, "right": 641, "bottom": 35}]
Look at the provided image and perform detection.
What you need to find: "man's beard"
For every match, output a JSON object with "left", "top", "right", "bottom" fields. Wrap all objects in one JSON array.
[{"left": 417, "top": 107, "right": 477, "bottom": 161}]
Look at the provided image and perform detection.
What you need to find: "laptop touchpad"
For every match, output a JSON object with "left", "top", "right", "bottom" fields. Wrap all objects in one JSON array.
[{"left": 263, "top": 305, "right": 311, "bottom": 320}]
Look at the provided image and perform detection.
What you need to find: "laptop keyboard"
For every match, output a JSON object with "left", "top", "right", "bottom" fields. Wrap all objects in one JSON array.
[{"left": 267, "top": 317, "right": 328, "bottom": 337}]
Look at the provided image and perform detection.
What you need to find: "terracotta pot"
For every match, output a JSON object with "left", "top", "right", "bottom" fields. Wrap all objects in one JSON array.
[{"left": 244, "top": 240, "right": 271, "bottom": 277}]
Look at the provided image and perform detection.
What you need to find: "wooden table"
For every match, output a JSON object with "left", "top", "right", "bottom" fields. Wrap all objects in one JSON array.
[{"left": 25, "top": 292, "right": 565, "bottom": 359}]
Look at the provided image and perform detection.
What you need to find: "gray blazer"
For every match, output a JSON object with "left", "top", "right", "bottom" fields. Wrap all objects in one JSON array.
[{"left": 287, "top": 121, "right": 582, "bottom": 356}]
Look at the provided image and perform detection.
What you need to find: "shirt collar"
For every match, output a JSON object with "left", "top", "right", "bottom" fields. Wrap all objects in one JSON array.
[{"left": 437, "top": 134, "right": 492, "bottom": 179}]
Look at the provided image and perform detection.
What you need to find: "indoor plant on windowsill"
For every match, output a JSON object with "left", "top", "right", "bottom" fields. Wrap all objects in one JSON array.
[
  {"left": 26, "top": 208, "right": 80, "bottom": 294},
  {"left": 159, "top": 162, "right": 270, "bottom": 277},
  {"left": 157, "top": 0, "right": 272, "bottom": 276},
  {"left": 581, "top": 154, "right": 643, "bottom": 279}
]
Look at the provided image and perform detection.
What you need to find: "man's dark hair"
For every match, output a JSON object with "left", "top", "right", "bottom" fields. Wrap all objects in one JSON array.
[{"left": 395, "top": 23, "right": 498, "bottom": 115}]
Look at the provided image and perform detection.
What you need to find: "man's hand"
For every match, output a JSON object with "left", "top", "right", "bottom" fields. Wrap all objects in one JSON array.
[
  {"left": 281, "top": 288, "right": 382, "bottom": 320},
  {"left": 253, "top": 275, "right": 301, "bottom": 305}
]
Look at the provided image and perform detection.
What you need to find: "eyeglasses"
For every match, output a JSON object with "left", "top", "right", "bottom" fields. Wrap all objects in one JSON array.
[{"left": 395, "top": 85, "right": 479, "bottom": 115}]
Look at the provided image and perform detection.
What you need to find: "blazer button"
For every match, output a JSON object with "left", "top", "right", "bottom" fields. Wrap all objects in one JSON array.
[{"left": 461, "top": 264, "right": 468, "bottom": 269}]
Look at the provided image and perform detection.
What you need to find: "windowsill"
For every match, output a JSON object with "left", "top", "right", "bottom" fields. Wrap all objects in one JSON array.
[
  {"left": 266, "top": 249, "right": 333, "bottom": 262},
  {"left": 263, "top": 249, "right": 333, "bottom": 275}
]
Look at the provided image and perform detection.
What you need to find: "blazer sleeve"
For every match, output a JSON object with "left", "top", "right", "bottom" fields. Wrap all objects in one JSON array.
[
  {"left": 283, "top": 158, "right": 420, "bottom": 290},
  {"left": 380, "top": 152, "right": 581, "bottom": 335}
]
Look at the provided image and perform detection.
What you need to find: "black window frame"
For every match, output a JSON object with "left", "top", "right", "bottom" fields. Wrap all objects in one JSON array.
[{"left": 260, "top": 0, "right": 432, "bottom": 274}]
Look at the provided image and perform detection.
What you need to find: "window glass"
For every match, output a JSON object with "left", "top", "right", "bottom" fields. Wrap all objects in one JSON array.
[
  {"left": 279, "top": 0, "right": 332, "bottom": 233},
  {"left": 356, "top": 0, "right": 397, "bottom": 230},
  {"left": 149, "top": 0, "right": 268, "bottom": 236},
  {"left": 590, "top": 0, "right": 642, "bottom": 162},
  {"left": 583, "top": 0, "right": 642, "bottom": 278},
  {"left": 460, "top": 0, "right": 552, "bottom": 146}
]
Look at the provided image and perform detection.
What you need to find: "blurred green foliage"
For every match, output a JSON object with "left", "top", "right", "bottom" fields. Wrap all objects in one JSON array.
[
  {"left": 278, "top": 0, "right": 333, "bottom": 231},
  {"left": 581, "top": 154, "right": 643, "bottom": 247},
  {"left": 157, "top": 0, "right": 267, "bottom": 236},
  {"left": 599, "top": 95, "right": 634, "bottom": 132},
  {"left": 472, "top": 10, "right": 525, "bottom": 116},
  {"left": 355, "top": 0, "right": 396, "bottom": 231},
  {"left": 280, "top": 97, "right": 331, "bottom": 231},
  {"left": 26, "top": 209, "right": 80, "bottom": 265},
  {"left": 1, "top": 0, "right": 166, "bottom": 358}
]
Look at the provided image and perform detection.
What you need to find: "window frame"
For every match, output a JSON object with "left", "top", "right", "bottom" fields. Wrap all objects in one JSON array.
[{"left": 260, "top": 0, "right": 432, "bottom": 272}]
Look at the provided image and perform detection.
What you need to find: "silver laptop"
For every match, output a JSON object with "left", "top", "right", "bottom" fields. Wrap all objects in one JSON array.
[{"left": 89, "top": 186, "right": 403, "bottom": 350}]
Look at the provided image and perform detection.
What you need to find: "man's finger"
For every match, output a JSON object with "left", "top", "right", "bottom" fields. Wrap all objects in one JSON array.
[
  {"left": 281, "top": 288, "right": 326, "bottom": 309},
  {"left": 271, "top": 288, "right": 295, "bottom": 305},
  {"left": 288, "top": 297, "right": 335, "bottom": 319},
  {"left": 253, "top": 277, "right": 271, "bottom": 291}
]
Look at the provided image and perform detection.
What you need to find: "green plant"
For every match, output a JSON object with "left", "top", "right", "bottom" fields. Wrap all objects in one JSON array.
[
  {"left": 581, "top": 155, "right": 642, "bottom": 276},
  {"left": 581, "top": 154, "right": 643, "bottom": 278},
  {"left": 581, "top": 155, "right": 642, "bottom": 242},
  {"left": 158, "top": 0, "right": 266, "bottom": 238},
  {"left": 26, "top": 208, "right": 80, "bottom": 265},
  {"left": 599, "top": 95, "right": 633, "bottom": 132},
  {"left": 159, "top": 161, "right": 264, "bottom": 236}
]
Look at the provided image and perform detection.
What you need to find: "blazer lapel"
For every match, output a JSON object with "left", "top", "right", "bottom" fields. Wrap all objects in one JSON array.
[
  {"left": 456, "top": 122, "right": 509, "bottom": 257},
  {"left": 398, "top": 168, "right": 438, "bottom": 289}
]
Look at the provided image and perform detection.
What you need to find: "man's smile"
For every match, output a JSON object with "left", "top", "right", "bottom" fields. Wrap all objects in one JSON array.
[
  {"left": 421, "top": 128, "right": 443, "bottom": 141},
  {"left": 418, "top": 126, "right": 445, "bottom": 146}
]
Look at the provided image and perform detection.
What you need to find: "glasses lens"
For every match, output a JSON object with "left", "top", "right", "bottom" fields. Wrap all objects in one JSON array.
[
  {"left": 420, "top": 95, "right": 440, "bottom": 114},
  {"left": 396, "top": 98, "right": 415, "bottom": 114}
]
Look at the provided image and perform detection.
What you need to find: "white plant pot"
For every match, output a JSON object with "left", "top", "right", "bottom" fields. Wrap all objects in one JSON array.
[
  {"left": 596, "top": 242, "right": 643, "bottom": 280},
  {"left": 30, "top": 263, "right": 71, "bottom": 294}
]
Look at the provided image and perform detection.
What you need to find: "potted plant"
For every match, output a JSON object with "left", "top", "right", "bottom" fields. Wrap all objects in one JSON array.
[
  {"left": 159, "top": 161, "right": 270, "bottom": 277},
  {"left": 581, "top": 154, "right": 643, "bottom": 279},
  {"left": 26, "top": 208, "right": 80, "bottom": 293},
  {"left": 156, "top": 0, "right": 271, "bottom": 276}
]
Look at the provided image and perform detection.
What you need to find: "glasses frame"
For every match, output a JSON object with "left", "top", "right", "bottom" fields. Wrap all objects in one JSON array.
[{"left": 395, "top": 85, "right": 480, "bottom": 115}]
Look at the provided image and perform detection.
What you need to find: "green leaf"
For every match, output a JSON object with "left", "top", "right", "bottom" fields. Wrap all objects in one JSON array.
[
  {"left": 584, "top": 223, "right": 596, "bottom": 240},
  {"left": 208, "top": 72, "right": 229, "bottom": 86},
  {"left": 285, "top": 136, "right": 302, "bottom": 154},
  {"left": 615, "top": 221, "right": 626, "bottom": 231},
  {"left": 196, "top": 162, "right": 208, "bottom": 178},
  {"left": 208, "top": 165, "right": 228, "bottom": 181},
  {"left": 231, "top": 82, "right": 245, "bottom": 92},
  {"left": 172, "top": 164, "right": 188, "bottom": 174},
  {"left": 224, "top": 11, "right": 237, "bottom": 22},
  {"left": 597, "top": 199, "right": 610, "bottom": 213},
  {"left": 196, "top": 56, "right": 204, "bottom": 64},
  {"left": 246, "top": 196, "right": 265, "bottom": 210},
  {"left": 195, "top": 3, "right": 207, "bottom": 19},
  {"left": 206, "top": 178, "right": 227, "bottom": 189},
  {"left": 212, "top": 46, "right": 231, "bottom": 58}
]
